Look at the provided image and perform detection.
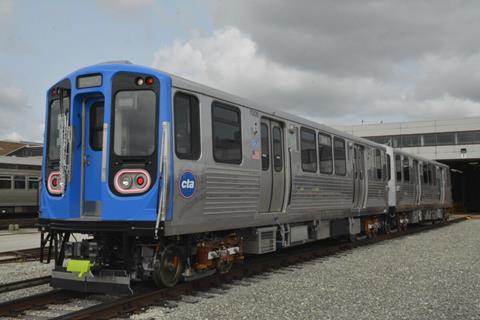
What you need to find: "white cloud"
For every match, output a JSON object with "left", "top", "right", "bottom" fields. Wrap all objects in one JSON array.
[
  {"left": 153, "top": 28, "right": 401, "bottom": 120},
  {"left": 152, "top": 27, "right": 480, "bottom": 126}
]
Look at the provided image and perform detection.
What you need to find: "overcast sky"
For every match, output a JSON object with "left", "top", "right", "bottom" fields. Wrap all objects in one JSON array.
[{"left": 1, "top": 0, "right": 480, "bottom": 142}]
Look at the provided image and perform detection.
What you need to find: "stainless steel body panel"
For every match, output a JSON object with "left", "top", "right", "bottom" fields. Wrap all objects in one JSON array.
[{"left": 165, "top": 80, "right": 390, "bottom": 236}]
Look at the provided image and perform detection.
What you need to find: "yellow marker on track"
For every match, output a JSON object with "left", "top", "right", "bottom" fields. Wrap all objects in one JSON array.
[{"left": 67, "top": 260, "right": 93, "bottom": 278}]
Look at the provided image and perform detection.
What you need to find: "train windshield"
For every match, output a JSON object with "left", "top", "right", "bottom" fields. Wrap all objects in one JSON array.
[
  {"left": 48, "top": 98, "right": 69, "bottom": 161},
  {"left": 113, "top": 90, "right": 156, "bottom": 156}
]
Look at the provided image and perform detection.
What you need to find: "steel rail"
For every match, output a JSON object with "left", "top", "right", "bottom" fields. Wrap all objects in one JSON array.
[
  {"left": 0, "top": 289, "right": 85, "bottom": 317},
  {"left": 0, "top": 275, "right": 51, "bottom": 294},
  {"left": 0, "top": 247, "right": 45, "bottom": 264}
]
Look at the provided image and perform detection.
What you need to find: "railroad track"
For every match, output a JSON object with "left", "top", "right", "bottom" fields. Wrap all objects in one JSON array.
[
  {"left": 0, "top": 247, "right": 46, "bottom": 264},
  {"left": 0, "top": 289, "right": 87, "bottom": 318},
  {"left": 0, "top": 217, "right": 467, "bottom": 319},
  {"left": 0, "top": 276, "right": 51, "bottom": 294}
]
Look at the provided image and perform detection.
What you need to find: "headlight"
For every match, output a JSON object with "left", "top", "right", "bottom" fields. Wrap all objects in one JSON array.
[{"left": 120, "top": 174, "right": 133, "bottom": 189}]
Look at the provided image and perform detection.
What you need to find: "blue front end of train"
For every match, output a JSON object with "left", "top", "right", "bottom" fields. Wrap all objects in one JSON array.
[
  {"left": 41, "top": 62, "right": 172, "bottom": 222},
  {"left": 39, "top": 62, "right": 174, "bottom": 294}
]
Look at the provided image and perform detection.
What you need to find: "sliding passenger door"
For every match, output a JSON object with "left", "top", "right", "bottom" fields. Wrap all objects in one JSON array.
[
  {"left": 352, "top": 144, "right": 366, "bottom": 209},
  {"left": 259, "top": 118, "right": 285, "bottom": 212},
  {"left": 82, "top": 97, "right": 105, "bottom": 216}
]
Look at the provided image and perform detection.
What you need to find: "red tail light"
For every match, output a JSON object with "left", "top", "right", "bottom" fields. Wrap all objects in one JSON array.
[
  {"left": 136, "top": 175, "right": 145, "bottom": 186},
  {"left": 145, "top": 77, "right": 154, "bottom": 85}
]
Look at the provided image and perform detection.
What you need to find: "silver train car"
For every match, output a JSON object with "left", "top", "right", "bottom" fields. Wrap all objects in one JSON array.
[
  {"left": 40, "top": 63, "right": 452, "bottom": 293},
  {"left": 0, "top": 156, "right": 41, "bottom": 215},
  {"left": 386, "top": 147, "right": 452, "bottom": 226}
]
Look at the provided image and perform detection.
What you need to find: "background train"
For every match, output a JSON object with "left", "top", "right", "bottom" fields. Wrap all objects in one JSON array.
[
  {"left": 0, "top": 156, "right": 41, "bottom": 216},
  {"left": 38, "top": 62, "right": 452, "bottom": 294}
]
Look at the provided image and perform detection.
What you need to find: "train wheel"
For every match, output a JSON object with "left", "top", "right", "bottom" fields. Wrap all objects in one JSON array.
[{"left": 153, "top": 245, "right": 183, "bottom": 287}]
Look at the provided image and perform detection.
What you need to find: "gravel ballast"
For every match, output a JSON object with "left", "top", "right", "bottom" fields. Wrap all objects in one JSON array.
[
  {"left": 0, "top": 261, "right": 54, "bottom": 303},
  {"left": 131, "top": 220, "right": 480, "bottom": 320}
]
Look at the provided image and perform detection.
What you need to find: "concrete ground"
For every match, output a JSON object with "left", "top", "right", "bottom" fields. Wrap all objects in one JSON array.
[
  {"left": 132, "top": 220, "right": 480, "bottom": 320},
  {"left": 0, "top": 228, "right": 40, "bottom": 253}
]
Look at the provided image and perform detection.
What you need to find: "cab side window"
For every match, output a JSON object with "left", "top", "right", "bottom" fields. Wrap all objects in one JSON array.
[{"left": 174, "top": 92, "right": 200, "bottom": 160}]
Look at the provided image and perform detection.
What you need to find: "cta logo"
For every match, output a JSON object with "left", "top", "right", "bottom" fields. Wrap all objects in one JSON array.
[{"left": 178, "top": 171, "right": 196, "bottom": 198}]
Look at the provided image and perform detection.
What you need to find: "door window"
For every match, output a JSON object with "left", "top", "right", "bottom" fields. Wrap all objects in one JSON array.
[
  {"left": 396, "top": 155, "right": 402, "bottom": 182},
  {"left": 375, "top": 149, "right": 382, "bottom": 180},
  {"left": 261, "top": 123, "right": 269, "bottom": 170},
  {"left": 403, "top": 157, "right": 410, "bottom": 182},
  {"left": 89, "top": 102, "right": 104, "bottom": 151},
  {"left": 272, "top": 126, "right": 283, "bottom": 172}
]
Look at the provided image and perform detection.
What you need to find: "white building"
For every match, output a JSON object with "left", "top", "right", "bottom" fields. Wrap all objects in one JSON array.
[{"left": 336, "top": 117, "right": 480, "bottom": 213}]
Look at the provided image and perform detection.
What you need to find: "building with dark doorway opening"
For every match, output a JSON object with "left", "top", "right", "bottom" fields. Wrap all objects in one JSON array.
[{"left": 337, "top": 117, "right": 480, "bottom": 213}]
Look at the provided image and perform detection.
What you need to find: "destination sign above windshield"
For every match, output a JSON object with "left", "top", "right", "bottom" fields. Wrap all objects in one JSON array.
[{"left": 77, "top": 74, "right": 102, "bottom": 89}]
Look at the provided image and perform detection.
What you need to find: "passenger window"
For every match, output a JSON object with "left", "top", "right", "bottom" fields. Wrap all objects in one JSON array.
[
  {"left": 0, "top": 176, "right": 12, "bottom": 189},
  {"left": 334, "top": 137, "right": 346, "bottom": 176},
  {"left": 300, "top": 128, "right": 317, "bottom": 172},
  {"left": 261, "top": 123, "right": 269, "bottom": 170},
  {"left": 14, "top": 176, "right": 26, "bottom": 189},
  {"left": 375, "top": 149, "right": 382, "bottom": 180},
  {"left": 89, "top": 102, "right": 104, "bottom": 151},
  {"left": 318, "top": 133, "right": 333, "bottom": 174},
  {"left": 212, "top": 102, "right": 242, "bottom": 164},
  {"left": 27, "top": 177, "right": 39, "bottom": 189},
  {"left": 272, "top": 127, "right": 283, "bottom": 172},
  {"left": 395, "top": 155, "right": 402, "bottom": 182},
  {"left": 174, "top": 93, "right": 200, "bottom": 160},
  {"left": 403, "top": 157, "right": 410, "bottom": 182}
]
